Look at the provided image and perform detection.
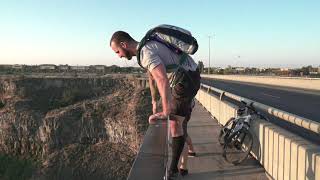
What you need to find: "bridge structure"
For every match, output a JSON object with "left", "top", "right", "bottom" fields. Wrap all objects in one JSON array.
[{"left": 128, "top": 76, "right": 320, "bottom": 180}]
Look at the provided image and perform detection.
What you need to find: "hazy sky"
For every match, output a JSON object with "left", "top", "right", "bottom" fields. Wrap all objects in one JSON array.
[{"left": 0, "top": 0, "right": 319, "bottom": 68}]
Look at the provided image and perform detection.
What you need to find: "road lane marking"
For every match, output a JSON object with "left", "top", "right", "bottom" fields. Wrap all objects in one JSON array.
[{"left": 261, "top": 93, "right": 280, "bottom": 99}]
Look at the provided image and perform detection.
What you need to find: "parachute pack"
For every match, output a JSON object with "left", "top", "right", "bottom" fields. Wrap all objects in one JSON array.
[{"left": 136, "top": 24, "right": 198, "bottom": 70}]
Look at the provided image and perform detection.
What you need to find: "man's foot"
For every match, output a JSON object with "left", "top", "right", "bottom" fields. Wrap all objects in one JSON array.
[
  {"left": 165, "top": 170, "right": 179, "bottom": 180},
  {"left": 179, "top": 168, "right": 189, "bottom": 176},
  {"left": 188, "top": 151, "right": 196, "bottom": 157}
]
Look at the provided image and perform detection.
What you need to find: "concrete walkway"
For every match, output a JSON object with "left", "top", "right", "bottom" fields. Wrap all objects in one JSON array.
[{"left": 180, "top": 101, "right": 268, "bottom": 180}]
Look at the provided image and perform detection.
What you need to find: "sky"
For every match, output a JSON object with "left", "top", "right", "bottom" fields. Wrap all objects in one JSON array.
[{"left": 0, "top": 0, "right": 319, "bottom": 68}]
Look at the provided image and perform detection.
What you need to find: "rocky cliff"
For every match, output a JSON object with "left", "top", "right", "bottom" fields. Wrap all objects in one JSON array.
[{"left": 0, "top": 75, "right": 151, "bottom": 180}]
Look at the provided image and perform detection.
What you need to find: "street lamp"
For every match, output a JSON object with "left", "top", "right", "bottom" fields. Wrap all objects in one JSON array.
[{"left": 208, "top": 35, "right": 211, "bottom": 74}]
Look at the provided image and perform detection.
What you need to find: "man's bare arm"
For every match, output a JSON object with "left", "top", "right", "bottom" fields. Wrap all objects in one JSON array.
[
  {"left": 148, "top": 71, "right": 158, "bottom": 114},
  {"left": 149, "top": 64, "right": 171, "bottom": 116}
]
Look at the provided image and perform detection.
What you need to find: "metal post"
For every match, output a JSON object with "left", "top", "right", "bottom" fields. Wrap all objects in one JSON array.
[
  {"left": 212, "top": 35, "right": 213, "bottom": 73},
  {"left": 208, "top": 36, "right": 211, "bottom": 75},
  {"left": 164, "top": 115, "right": 170, "bottom": 180}
]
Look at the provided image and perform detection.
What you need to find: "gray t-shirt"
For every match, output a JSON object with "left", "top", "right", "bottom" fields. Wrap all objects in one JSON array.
[{"left": 139, "top": 41, "right": 198, "bottom": 72}]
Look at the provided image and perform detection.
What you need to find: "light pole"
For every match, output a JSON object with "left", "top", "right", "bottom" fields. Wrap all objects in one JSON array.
[{"left": 208, "top": 35, "right": 212, "bottom": 74}]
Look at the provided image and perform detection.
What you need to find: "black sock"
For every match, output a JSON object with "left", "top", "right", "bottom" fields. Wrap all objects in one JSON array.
[{"left": 169, "top": 136, "right": 185, "bottom": 173}]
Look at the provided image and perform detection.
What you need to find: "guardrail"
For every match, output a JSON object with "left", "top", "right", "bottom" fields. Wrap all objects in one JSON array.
[
  {"left": 196, "top": 83, "right": 320, "bottom": 180},
  {"left": 127, "top": 120, "right": 167, "bottom": 180},
  {"left": 127, "top": 78, "right": 167, "bottom": 180},
  {"left": 201, "top": 84, "right": 320, "bottom": 135}
]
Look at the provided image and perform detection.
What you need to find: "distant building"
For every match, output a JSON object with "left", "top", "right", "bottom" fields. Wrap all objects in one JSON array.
[
  {"left": 70, "top": 66, "right": 89, "bottom": 71},
  {"left": 12, "top": 64, "right": 23, "bottom": 69},
  {"left": 39, "top": 64, "right": 56, "bottom": 70},
  {"left": 0, "top": 64, "right": 12, "bottom": 68},
  {"left": 235, "top": 67, "right": 245, "bottom": 71},
  {"left": 309, "top": 67, "right": 319, "bottom": 75},
  {"left": 280, "top": 68, "right": 289, "bottom": 71},
  {"left": 59, "top": 65, "right": 70, "bottom": 70},
  {"left": 93, "top": 65, "right": 106, "bottom": 71}
]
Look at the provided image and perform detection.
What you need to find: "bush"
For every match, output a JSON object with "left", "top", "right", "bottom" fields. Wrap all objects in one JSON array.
[
  {"left": 0, "top": 101, "right": 4, "bottom": 109},
  {"left": 47, "top": 88, "right": 95, "bottom": 110},
  {"left": 0, "top": 154, "right": 36, "bottom": 180}
]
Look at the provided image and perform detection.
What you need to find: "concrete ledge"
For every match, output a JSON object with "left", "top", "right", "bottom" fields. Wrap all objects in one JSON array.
[
  {"left": 201, "top": 74, "right": 320, "bottom": 91},
  {"left": 195, "top": 89, "right": 320, "bottom": 180},
  {"left": 127, "top": 121, "right": 167, "bottom": 180}
]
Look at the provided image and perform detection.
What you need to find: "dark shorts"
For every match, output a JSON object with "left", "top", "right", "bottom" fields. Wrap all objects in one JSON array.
[{"left": 170, "top": 69, "right": 201, "bottom": 136}]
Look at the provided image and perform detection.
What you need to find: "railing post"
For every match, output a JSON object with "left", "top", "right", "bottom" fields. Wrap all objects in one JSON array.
[{"left": 220, "top": 91, "right": 225, "bottom": 100}]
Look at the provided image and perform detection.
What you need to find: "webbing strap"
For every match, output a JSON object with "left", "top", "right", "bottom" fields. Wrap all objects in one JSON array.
[{"left": 165, "top": 53, "right": 188, "bottom": 71}]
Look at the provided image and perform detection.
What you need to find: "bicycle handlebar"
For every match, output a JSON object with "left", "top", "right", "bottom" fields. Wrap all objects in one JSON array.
[
  {"left": 240, "top": 100, "right": 269, "bottom": 121},
  {"left": 240, "top": 100, "right": 256, "bottom": 112}
]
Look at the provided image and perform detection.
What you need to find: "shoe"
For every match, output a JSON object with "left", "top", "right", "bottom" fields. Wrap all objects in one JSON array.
[
  {"left": 188, "top": 151, "right": 196, "bottom": 157},
  {"left": 179, "top": 168, "right": 189, "bottom": 176},
  {"left": 166, "top": 170, "right": 179, "bottom": 180}
]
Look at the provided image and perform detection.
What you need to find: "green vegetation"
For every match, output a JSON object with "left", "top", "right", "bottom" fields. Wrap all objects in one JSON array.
[
  {"left": 47, "top": 88, "right": 95, "bottom": 110},
  {"left": 0, "top": 154, "right": 36, "bottom": 180},
  {"left": 0, "top": 101, "right": 4, "bottom": 109},
  {"left": 198, "top": 61, "right": 204, "bottom": 73},
  {"left": 60, "top": 88, "right": 88, "bottom": 106}
]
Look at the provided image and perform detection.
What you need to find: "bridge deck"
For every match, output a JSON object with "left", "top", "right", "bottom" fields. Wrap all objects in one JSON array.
[{"left": 179, "top": 101, "right": 268, "bottom": 180}]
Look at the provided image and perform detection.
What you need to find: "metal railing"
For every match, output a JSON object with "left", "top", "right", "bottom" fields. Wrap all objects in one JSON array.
[{"left": 201, "top": 83, "right": 320, "bottom": 135}]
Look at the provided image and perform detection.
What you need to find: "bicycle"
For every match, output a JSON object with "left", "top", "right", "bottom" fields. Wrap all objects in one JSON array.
[{"left": 218, "top": 100, "right": 268, "bottom": 165}]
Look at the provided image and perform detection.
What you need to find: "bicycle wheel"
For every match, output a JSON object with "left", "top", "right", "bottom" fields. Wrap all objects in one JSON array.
[
  {"left": 218, "top": 117, "right": 235, "bottom": 145},
  {"left": 222, "top": 129, "right": 253, "bottom": 165}
]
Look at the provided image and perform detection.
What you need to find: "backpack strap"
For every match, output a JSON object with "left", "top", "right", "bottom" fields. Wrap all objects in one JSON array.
[
  {"left": 136, "top": 37, "right": 149, "bottom": 70},
  {"left": 136, "top": 29, "right": 156, "bottom": 69},
  {"left": 165, "top": 53, "right": 188, "bottom": 71}
]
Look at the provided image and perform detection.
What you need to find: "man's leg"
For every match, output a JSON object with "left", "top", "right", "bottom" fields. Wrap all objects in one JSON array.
[
  {"left": 169, "top": 116, "right": 185, "bottom": 175},
  {"left": 179, "top": 112, "right": 191, "bottom": 174},
  {"left": 179, "top": 142, "right": 188, "bottom": 173},
  {"left": 168, "top": 70, "right": 200, "bottom": 178}
]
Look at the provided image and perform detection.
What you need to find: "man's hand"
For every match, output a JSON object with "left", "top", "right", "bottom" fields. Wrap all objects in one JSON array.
[{"left": 148, "top": 112, "right": 167, "bottom": 124}]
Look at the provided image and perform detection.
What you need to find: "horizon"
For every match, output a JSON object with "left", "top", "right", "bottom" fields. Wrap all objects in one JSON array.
[
  {"left": 0, "top": 64, "right": 320, "bottom": 69},
  {"left": 1, "top": 0, "right": 319, "bottom": 68},
  {"left": 1, "top": 61, "right": 319, "bottom": 69}
]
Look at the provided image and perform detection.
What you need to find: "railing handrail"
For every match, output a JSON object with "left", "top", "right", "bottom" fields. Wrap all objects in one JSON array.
[
  {"left": 201, "top": 74, "right": 320, "bottom": 80},
  {"left": 201, "top": 83, "right": 320, "bottom": 135}
]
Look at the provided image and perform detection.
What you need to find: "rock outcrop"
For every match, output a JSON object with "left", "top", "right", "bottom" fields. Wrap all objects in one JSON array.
[{"left": 0, "top": 75, "right": 151, "bottom": 180}]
